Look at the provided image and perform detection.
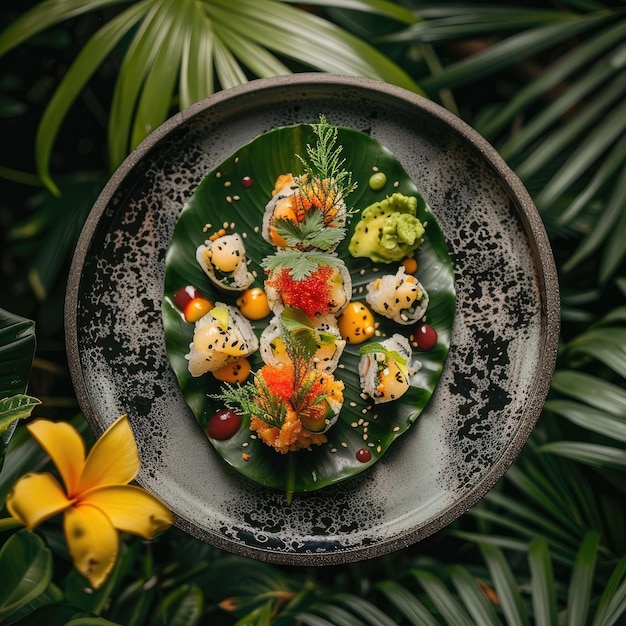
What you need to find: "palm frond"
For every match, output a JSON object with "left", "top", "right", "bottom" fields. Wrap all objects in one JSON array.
[{"left": 0, "top": 0, "right": 421, "bottom": 187}]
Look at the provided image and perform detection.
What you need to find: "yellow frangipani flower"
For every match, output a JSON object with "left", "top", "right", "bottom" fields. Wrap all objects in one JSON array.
[{"left": 6, "top": 415, "right": 174, "bottom": 589}]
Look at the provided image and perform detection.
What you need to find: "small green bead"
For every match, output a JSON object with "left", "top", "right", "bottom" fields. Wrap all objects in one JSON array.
[{"left": 369, "top": 172, "right": 387, "bottom": 190}]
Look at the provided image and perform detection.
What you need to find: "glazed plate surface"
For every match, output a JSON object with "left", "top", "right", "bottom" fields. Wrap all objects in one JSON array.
[{"left": 66, "top": 74, "right": 559, "bottom": 564}]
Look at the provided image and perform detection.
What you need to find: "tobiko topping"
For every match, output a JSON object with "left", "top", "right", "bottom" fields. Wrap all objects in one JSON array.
[{"left": 266, "top": 265, "right": 333, "bottom": 317}]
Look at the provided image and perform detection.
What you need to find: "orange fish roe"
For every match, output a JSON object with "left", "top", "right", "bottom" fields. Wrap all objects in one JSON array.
[
  {"left": 266, "top": 265, "right": 334, "bottom": 317},
  {"left": 258, "top": 363, "right": 294, "bottom": 402}
]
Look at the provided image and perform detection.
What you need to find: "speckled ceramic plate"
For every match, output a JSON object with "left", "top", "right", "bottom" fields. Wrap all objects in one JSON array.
[{"left": 66, "top": 74, "right": 559, "bottom": 564}]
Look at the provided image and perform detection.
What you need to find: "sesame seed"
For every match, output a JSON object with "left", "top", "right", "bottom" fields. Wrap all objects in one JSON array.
[{"left": 224, "top": 181, "right": 232, "bottom": 188}]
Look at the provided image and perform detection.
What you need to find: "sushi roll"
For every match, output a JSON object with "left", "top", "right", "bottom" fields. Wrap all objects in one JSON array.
[
  {"left": 186, "top": 303, "right": 259, "bottom": 377},
  {"left": 264, "top": 257, "right": 352, "bottom": 317},
  {"left": 365, "top": 266, "right": 429, "bottom": 325},
  {"left": 358, "top": 334, "right": 420, "bottom": 404},
  {"left": 260, "top": 311, "right": 346, "bottom": 373},
  {"left": 196, "top": 231, "right": 254, "bottom": 293},
  {"left": 261, "top": 173, "right": 349, "bottom": 252}
]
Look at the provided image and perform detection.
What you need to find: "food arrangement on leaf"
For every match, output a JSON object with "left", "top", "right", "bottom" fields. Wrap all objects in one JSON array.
[{"left": 162, "top": 117, "right": 456, "bottom": 497}]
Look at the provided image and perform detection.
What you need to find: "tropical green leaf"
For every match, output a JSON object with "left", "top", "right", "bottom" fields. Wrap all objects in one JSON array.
[
  {"left": 0, "top": 308, "right": 36, "bottom": 471},
  {"left": 0, "top": 530, "right": 53, "bottom": 621},
  {"left": 539, "top": 442, "right": 626, "bottom": 470},
  {"left": 528, "top": 540, "right": 558, "bottom": 626},
  {"left": 162, "top": 123, "right": 455, "bottom": 494},
  {"left": 34, "top": 3, "right": 150, "bottom": 194},
  {"left": 420, "top": 12, "right": 611, "bottom": 92},
  {"left": 0, "top": 394, "right": 41, "bottom": 436},
  {"left": 108, "top": 0, "right": 176, "bottom": 168},
  {"left": 0, "top": 309, "right": 36, "bottom": 400},
  {"left": 411, "top": 569, "right": 475, "bottom": 626},
  {"left": 484, "top": 22, "right": 626, "bottom": 142},
  {"left": 592, "top": 553, "right": 626, "bottom": 626},
  {"left": 375, "top": 580, "right": 440, "bottom": 626},
  {"left": 480, "top": 544, "right": 530, "bottom": 626},
  {"left": 0, "top": 0, "right": 130, "bottom": 56},
  {"left": 13, "top": 174, "right": 106, "bottom": 300},
  {"left": 551, "top": 370, "right": 626, "bottom": 417},
  {"left": 333, "top": 594, "right": 399, "bottom": 626},
  {"left": 152, "top": 584, "right": 203, "bottom": 626},
  {"left": 447, "top": 565, "right": 501, "bottom": 626},
  {"left": 566, "top": 531, "right": 600, "bottom": 626},
  {"left": 544, "top": 399, "right": 626, "bottom": 442},
  {"left": 282, "top": 0, "right": 417, "bottom": 25},
  {"left": 387, "top": 5, "right": 582, "bottom": 44}
]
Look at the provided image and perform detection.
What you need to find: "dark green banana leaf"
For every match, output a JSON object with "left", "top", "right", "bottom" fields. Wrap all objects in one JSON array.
[
  {"left": 0, "top": 309, "right": 38, "bottom": 471},
  {"left": 162, "top": 124, "right": 455, "bottom": 494}
]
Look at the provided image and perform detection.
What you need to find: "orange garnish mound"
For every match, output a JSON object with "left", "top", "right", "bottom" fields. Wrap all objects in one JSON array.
[
  {"left": 266, "top": 265, "right": 333, "bottom": 317},
  {"left": 293, "top": 178, "right": 339, "bottom": 226},
  {"left": 251, "top": 408, "right": 327, "bottom": 453},
  {"left": 248, "top": 362, "right": 344, "bottom": 453}
]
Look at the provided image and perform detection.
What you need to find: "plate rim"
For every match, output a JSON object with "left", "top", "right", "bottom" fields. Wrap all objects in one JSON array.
[{"left": 65, "top": 73, "right": 560, "bottom": 564}]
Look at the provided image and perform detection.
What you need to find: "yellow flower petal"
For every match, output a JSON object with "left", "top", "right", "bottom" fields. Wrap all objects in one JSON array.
[
  {"left": 78, "top": 415, "right": 140, "bottom": 493},
  {"left": 27, "top": 419, "right": 85, "bottom": 496},
  {"left": 63, "top": 503, "right": 119, "bottom": 589},
  {"left": 82, "top": 485, "right": 174, "bottom": 539},
  {"left": 5, "top": 472, "right": 72, "bottom": 529}
]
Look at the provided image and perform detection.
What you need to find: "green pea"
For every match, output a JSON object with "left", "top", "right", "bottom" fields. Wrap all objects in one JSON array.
[{"left": 369, "top": 172, "right": 387, "bottom": 190}]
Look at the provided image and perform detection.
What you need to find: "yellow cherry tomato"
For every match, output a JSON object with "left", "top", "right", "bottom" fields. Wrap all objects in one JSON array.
[
  {"left": 212, "top": 357, "right": 252, "bottom": 384},
  {"left": 184, "top": 297, "right": 213, "bottom": 322},
  {"left": 337, "top": 301, "right": 376, "bottom": 344},
  {"left": 401, "top": 257, "right": 418, "bottom": 275},
  {"left": 236, "top": 287, "right": 270, "bottom": 320}
]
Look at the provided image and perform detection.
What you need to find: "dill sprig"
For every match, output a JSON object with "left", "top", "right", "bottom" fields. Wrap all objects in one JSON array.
[
  {"left": 218, "top": 380, "right": 287, "bottom": 429},
  {"left": 296, "top": 115, "right": 358, "bottom": 201}
]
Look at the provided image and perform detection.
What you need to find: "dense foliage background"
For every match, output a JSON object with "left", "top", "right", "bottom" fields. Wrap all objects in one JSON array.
[{"left": 1, "top": 0, "right": 625, "bottom": 624}]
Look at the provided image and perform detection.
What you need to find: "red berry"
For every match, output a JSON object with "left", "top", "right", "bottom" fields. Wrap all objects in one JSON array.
[
  {"left": 241, "top": 176, "right": 253, "bottom": 188},
  {"left": 206, "top": 409, "right": 242, "bottom": 440},
  {"left": 412, "top": 324, "right": 438, "bottom": 351},
  {"left": 356, "top": 448, "right": 372, "bottom": 463},
  {"left": 174, "top": 285, "right": 199, "bottom": 311}
]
